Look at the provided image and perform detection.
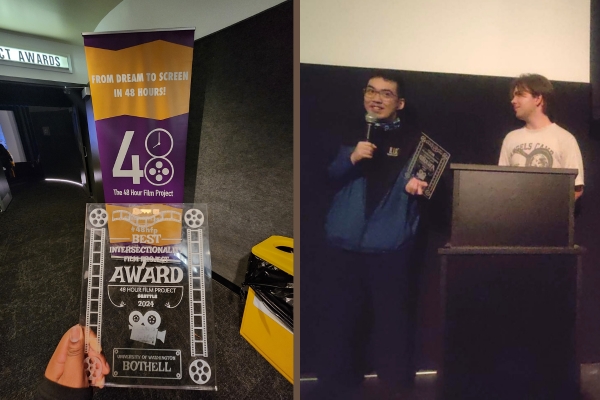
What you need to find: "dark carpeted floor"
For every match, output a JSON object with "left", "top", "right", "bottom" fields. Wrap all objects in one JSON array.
[{"left": 0, "top": 180, "right": 293, "bottom": 399}]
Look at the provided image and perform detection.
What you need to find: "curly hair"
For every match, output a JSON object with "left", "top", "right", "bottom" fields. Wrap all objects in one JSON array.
[{"left": 510, "top": 73, "right": 555, "bottom": 118}]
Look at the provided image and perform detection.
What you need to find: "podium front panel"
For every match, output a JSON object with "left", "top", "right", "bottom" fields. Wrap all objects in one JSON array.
[
  {"left": 440, "top": 252, "right": 580, "bottom": 400},
  {"left": 451, "top": 165, "right": 575, "bottom": 247}
]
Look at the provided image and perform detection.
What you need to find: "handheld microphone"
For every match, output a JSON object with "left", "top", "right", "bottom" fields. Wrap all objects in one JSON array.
[{"left": 365, "top": 113, "right": 378, "bottom": 142}]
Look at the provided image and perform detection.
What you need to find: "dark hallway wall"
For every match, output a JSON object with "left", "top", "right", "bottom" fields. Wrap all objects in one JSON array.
[{"left": 185, "top": 2, "right": 293, "bottom": 286}]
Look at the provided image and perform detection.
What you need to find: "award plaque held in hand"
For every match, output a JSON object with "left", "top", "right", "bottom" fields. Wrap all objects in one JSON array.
[
  {"left": 405, "top": 133, "right": 450, "bottom": 199},
  {"left": 80, "top": 203, "right": 216, "bottom": 390}
]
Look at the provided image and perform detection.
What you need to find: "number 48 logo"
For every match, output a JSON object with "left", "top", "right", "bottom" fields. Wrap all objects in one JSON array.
[
  {"left": 113, "top": 129, "right": 175, "bottom": 186},
  {"left": 113, "top": 131, "right": 144, "bottom": 184}
]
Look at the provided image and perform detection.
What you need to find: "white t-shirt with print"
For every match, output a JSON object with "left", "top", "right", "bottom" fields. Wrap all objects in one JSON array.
[{"left": 498, "top": 123, "right": 584, "bottom": 186}]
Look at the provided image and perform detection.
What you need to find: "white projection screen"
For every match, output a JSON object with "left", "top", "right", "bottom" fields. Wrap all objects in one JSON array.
[{"left": 300, "top": 0, "right": 590, "bottom": 84}]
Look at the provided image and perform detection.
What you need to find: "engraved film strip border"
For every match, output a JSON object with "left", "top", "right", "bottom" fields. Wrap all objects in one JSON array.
[
  {"left": 111, "top": 209, "right": 181, "bottom": 227},
  {"left": 85, "top": 228, "right": 105, "bottom": 353},
  {"left": 187, "top": 228, "right": 207, "bottom": 357}
]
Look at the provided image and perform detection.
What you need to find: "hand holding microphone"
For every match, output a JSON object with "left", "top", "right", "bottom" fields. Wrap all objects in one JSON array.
[
  {"left": 350, "top": 113, "right": 379, "bottom": 165},
  {"left": 365, "top": 112, "right": 378, "bottom": 142},
  {"left": 351, "top": 141, "right": 377, "bottom": 164}
]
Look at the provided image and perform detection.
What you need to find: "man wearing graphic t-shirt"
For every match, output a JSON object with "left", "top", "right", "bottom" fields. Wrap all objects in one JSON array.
[{"left": 498, "top": 73, "right": 584, "bottom": 199}]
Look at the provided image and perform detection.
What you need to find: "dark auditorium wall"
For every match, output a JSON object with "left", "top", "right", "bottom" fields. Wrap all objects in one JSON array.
[
  {"left": 185, "top": 2, "right": 293, "bottom": 286},
  {"left": 0, "top": 82, "right": 92, "bottom": 190},
  {"left": 300, "top": 63, "right": 600, "bottom": 372},
  {"left": 29, "top": 108, "right": 86, "bottom": 184}
]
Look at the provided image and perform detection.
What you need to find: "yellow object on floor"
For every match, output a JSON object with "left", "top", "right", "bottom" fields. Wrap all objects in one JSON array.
[{"left": 240, "top": 236, "right": 293, "bottom": 384}]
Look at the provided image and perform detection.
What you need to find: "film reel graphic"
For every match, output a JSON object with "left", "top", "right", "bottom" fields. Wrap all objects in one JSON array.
[
  {"left": 184, "top": 209, "right": 204, "bottom": 228},
  {"left": 144, "top": 157, "right": 174, "bottom": 186},
  {"left": 84, "top": 356, "right": 103, "bottom": 385},
  {"left": 89, "top": 208, "right": 108, "bottom": 228},
  {"left": 189, "top": 359, "right": 211, "bottom": 384}
]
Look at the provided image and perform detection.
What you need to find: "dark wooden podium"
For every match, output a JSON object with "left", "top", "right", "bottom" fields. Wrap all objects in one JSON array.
[{"left": 438, "top": 164, "right": 582, "bottom": 400}]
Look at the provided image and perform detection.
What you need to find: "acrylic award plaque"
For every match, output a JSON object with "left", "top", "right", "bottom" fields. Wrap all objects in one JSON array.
[
  {"left": 405, "top": 132, "right": 450, "bottom": 199},
  {"left": 79, "top": 203, "right": 216, "bottom": 390}
]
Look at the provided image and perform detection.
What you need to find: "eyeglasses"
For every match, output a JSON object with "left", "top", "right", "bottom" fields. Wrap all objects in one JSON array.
[{"left": 363, "top": 87, "right": 398, "bottom": 101}]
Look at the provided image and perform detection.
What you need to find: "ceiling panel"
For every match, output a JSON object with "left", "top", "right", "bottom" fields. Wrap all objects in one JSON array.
[{"left": 0, "top": 0, "right": 123, "bottom": 46}]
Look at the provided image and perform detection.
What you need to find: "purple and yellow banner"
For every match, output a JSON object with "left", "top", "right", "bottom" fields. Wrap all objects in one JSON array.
[{"left": 83, "top": 29, "right": 194, "bottom": 203}]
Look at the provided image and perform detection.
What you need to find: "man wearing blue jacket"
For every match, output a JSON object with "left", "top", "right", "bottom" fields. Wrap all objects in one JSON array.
[{"left": 315, "top": 70, "right": 427, "bottom": 399}]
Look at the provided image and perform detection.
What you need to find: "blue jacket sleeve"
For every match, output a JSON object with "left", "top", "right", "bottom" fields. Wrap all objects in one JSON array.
[
  {"left": 328, "top": 146, "right": 357, "bottom": 180},
  {"left": 400, "top": 169, "right": 413, "bottom": 194}
]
